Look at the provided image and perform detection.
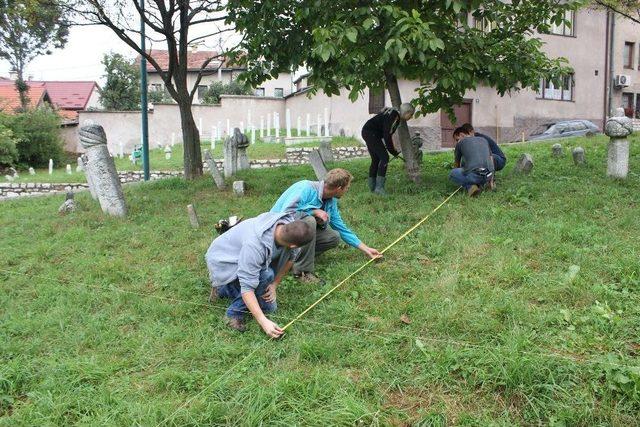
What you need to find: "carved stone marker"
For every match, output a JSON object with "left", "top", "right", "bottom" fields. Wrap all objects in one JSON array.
[
  {"left": 223, "top": 134, "right": 238, "bottom": 178},
  {"left": 411, "top": 131, "right": 424, "bottom": 165},
  {"left": 187, "top": 204, "right": 200, "bottom": 228},
  {"left": 318, "top": 140, "right": 334, "bottom": 163},
  {"left": 309, "top": 149, "right": 328, "bottom": 180},
  {"left": 79, "top": 155, "right": 97, "bottom": 200},
  {"left": 233, "top": 180, "right": 245, "bottom": 196},
  {"left": 552, "top": 143, "right": 563, "bottom": 157},
  {"left": 572, "top": 147, "right": 586, "bottom": 165},
  {"left": 605, "top": 108, "right": 634, "bottom": 179},
  {"left": 204, "top": 149, "right": 226, "bottom": 189},
  {"left": 79, "top": 124, "right": 127, "bottom": 217},
  {"left": 514, "top": 153, "right": 534, "bottom": 174},
  {"left": 234, "top": 128, "right": 250, "bottom": 171},
  {"left": 58, "top": 192, "right": 76, "bottom": 215}
]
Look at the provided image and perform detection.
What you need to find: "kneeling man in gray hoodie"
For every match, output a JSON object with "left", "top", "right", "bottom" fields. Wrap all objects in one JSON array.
[{"left": 205, "top": 212, "right": 314, "bottom": 338}]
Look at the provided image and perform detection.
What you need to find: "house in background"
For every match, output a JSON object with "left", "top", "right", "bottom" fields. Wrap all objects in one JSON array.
[
  {"left": 0, "top": 81, "right": 52, "bottom": 113},
  {"left": 140, "top": 49, "right": 294, "bottom": 103},
  {"left": 29, "top": 81, "right": 102, "bottom": 124}
]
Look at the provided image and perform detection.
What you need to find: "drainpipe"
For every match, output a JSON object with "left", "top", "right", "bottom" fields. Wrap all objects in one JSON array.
[
  {"left": 603, "top": 11, "right": 610, "bottom": 128},
  {"left": 608, "top": 11, "right": 615, "bottom": 117}
]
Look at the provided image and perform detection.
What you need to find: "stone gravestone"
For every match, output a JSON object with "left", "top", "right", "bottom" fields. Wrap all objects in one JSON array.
[
  {"left": 233, "top": 180, "right": 245, "bottom": 196},
  {"left": 318, "top": 140, "right": 334, "bottom": 163},
  {"left": 605, "top": 108, "right": 634, "bottom": 179},
  {"left": 309, "top": 149, "right": 328, "bottom": 180},
  {"left": 223, "top": 133, "right": 238, "bottom": 178},
  {"left": 234, "top": 128, "right": 250, "bottom": 171},
  {"left": 79, "top": 155, "right": 97, "bottom": 200},
  {"left": 204, "top": 149, "right": 226, "bottom": 189},
  {"left": 187, "top": 204, "right": 200, "bottom": 228},
  {"left": 76, "top": 157, "right": 83, "bottom": 173},
  {"left": 552, "top": 143, "right": 563, "bottom": 157},
  {"left": 572, "top": 147, "right": 586, "bottom": 165},
  {"left": 66, "top": 164, "right": 72, "bottom": 175},
  {"left": 28, "top": 167, "right": 35, "bottom": 175},
  {"left": 164, "top": 146, "right": 172, "bottom": 160},
  {"left": 58, "top": 192, "right": 76, "bottom": 215},
  {"left": 78, "top": 124, "right": 127, "bottom": 217},
  {"left": 411, "top": 131, "right": 424, "bottom": 165},
  {"left": 514, "top": 153, "right": 534, "bottom": 175}
]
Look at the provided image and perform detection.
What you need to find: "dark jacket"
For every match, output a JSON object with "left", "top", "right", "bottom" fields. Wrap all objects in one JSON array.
[{"left": 362, "top": 108, "right": 401, "bottom": 156}]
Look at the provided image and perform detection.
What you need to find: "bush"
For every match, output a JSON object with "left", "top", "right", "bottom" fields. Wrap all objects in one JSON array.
[
  {"left": 3, "top": 108, "right": 65, "bottom": 168},
  {"left": 201, "top": 80, "right": 253, "bottom": 104},
  {"left": 0, "top": 125, "right": 19, "bottom": 169}
]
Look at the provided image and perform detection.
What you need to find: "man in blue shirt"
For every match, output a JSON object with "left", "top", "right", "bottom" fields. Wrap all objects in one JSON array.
[{"left": 271, "top": 168, "right": 382, "bottom": 283}]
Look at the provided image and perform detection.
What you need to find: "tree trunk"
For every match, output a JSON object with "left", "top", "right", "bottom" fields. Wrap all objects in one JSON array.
[
  {"left": 385, "top": 70, "right": 422, "bottom": 184},
  {"left": 176, "top": 95, "right": 203, "bottom": 179},
  {"left": 15, "top": 66, "right": 29, "bottom": 112}
]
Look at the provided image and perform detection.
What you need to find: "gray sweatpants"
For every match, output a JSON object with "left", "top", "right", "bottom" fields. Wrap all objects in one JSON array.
[{"left": 293, "top": 215, "right": 341, "bottom": 274}]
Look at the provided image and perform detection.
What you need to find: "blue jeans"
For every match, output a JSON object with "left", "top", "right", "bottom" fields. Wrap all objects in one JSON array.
[
  {"left": 217, "top": 268, "right": 277, "bottom": 319},
  {"left": 494, "top": 156, "right": 506, "bottom": 171},
  {"left": 449, "top": 168, "right": 487, "bottom": 190}
]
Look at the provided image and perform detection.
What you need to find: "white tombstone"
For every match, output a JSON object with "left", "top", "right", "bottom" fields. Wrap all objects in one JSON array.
[
  {"left": 164, "top": 146, "right": 172, "bottom": 160},
  {"left": 251, "top": 126, "right": 256, "bottom": 144},
  {"left": 217, "top": 124, "right": 221, "bottom": 140},
  {"left": 306, "top": 113, "right": 311, "bottom": 136},
  {"left": 171, "top": 132, "right": 175, "bottom": 147},
  {"left": 317, "top": 114, "right": 322, "bottom": 136},
  {"left": 48, "top": 159, "right": 53, "bottom": 175},
  {"left": 66, "top": 164, "right": 72, "bottom": 175},
  {"left": 28, "top": 167, "right": 36, "bottom": 175},
  {"left": 118, "top": 141, "right": 124, "bottom": 158},
  {"left": 198, "top": 118, "right": 203, "bottom": 136},
  {"left": 226, "top": 119, "right": 230, "bottom": 136},
  {"left": 76, "top": 157, "right": 83, "bottom": 173},
  {"left": 297, "top": 116, "right": 302, "bottom": 136},
  {"left": 324, "top": 107, "right": 330, "bottom": 137},
  {"left": 240, "top": 121, "right": 244, "bottom": 134},
  {"left": 286, "top": 109, "right": 292, "bottom": 138},
  {"left": 247, "top": 110, "right": 252, "bottom": 129},
  {"left": 274, "top": 112, "right": 280, "bottom": 138},
  {"left": 260, "top": 116, "right": 264, "bottom": 138},
  {"left": 267, "top": 114, "right": 272, "bottom": 137},
  {"left": 232, "top": 180, "right": 245, "bottom": 196},
  {"left": 211, "top": 127, "right": 217, "bottom": 150}
]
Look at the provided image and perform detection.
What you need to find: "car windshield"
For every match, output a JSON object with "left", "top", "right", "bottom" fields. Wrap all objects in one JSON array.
[
  {"left": 532, "top": 124, "right": 551, "bottom": 135},
  {"left": 543, "top": 125, "right": 557, "bottom": 135}
]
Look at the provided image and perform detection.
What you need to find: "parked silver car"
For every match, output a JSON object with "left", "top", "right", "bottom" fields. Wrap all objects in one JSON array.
[{"left": 529, "top": 120, "right": 600, "bottom": 141}]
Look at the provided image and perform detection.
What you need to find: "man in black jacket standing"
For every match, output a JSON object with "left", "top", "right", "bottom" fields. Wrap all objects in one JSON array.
[{"left": 361, "top": 103, "right": 415, "bottom": 195}]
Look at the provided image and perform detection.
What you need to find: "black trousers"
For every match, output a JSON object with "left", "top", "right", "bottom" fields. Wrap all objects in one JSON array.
[{"left": 362, "top": 129, "right": 389, "bottom": 177}]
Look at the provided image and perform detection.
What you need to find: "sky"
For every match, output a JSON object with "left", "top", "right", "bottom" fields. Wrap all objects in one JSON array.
[{"left": 0, "top": 26, "right": 140, "bottom": 85}]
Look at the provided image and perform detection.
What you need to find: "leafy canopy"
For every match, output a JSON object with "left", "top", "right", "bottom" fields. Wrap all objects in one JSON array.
[
  {"left": 229, "top": 0, "right": 579, "bottom": 114},
  {"left": 99, "top": 52, "right": 141, "bottom": 111}
]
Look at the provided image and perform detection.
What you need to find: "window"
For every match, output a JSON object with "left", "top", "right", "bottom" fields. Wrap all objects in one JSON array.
[
  {"left": 623, "top": 42, "right": 634, "bottom": 69},
  {"left": 474, "top": 16, "right": 496, "bottom": 33},
  {"left": 538, "top": 74, "right": 574, "bottom": 101},
  {"left": 254, "top": 88, "right": 265, "bottom": 97},
  {"left": 197, "top": 85, "right": 207, "bottom": 100},
  {"left": 622, "top": 93, "right": 634, "bottom": 118},
  {"left": 549, "top": 10, "right": 575, "bottom": 36},
  {"left": 150, "top": 84, "right": 162, "bottom": 91},
  {"left": 368, "top": 88, "right": 385, "bottom": 113},
  {"left": 274, "top": 88, "right": 284, "bottom": 97}
]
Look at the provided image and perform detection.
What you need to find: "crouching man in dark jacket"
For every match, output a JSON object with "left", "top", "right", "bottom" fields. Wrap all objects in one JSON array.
[{"left": 205, "top": 212, "right": 313, "bottom": 338}]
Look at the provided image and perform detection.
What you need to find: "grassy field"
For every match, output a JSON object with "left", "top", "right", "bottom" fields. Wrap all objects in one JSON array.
[
  {"left": 1, "top": 136, "right": 639, "bottom": 425},
  {"left": 1, "top": 136, "right": 361, "bottom": 184}
]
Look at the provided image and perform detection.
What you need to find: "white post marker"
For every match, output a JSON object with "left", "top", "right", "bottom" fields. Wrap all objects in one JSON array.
[
  {"left": 251, "top": 126, "right": 256, "bottom": 144},
  {"left": 286, "top": 108, "right": 292, "bottom": 138},
  {"left": 199, "top": 118, "right": 203, "bottom": 136},
  {"left": 211, "top": 127, "right": 216, "bottom": 150},
  {"left": 260, "top": 116, "right": 264, "bottom": 138},
  {"left": 297, "top": 116, "right": 302, "bottom": 137},
  {"left": 240, "top": 121, "right": 244, "bottom": 134},
  {"left": 119, "top": 141, "right": 124, "bottom": 158},
  {"left": 171, "top": 132, "right": 175, "bottom": 147},
  {"left": 66, "top": 164, "right": 72, "bottom": 175},
  {"left": 306, "top": 113, "right": 311, "bottom": 136},
  {"left": 324, "top": 107, "right": 330, "bottom": 137},
  {"left": 247, "top": 110, "right": 252, "bottom": 128},
  {"left": 49, "top": 159, "right": 53, "bottom": 175},
  {"left": 226, "top": 119, "right": 230, "bottom": 136},
  {"left": 217, "top": 121, "right": 222, "bottom": 140},
  {"left": 267, "top": 114, "right": 271, "bottom": 137},
  {"left": 275, "top": 113, "right": 280, "bottom": 138},
  {"left": 317, "top": 113, "right": 321, "bottom": 136}
]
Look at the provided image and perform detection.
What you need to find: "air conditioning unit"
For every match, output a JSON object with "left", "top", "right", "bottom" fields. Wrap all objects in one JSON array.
[{"left": 615, "top": 75, "right": 631, "bottom": 88}]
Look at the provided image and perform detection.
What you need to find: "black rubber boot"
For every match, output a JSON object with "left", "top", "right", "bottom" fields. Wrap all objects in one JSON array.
[
  {"left": 373, "top": 176, "right": 387, "bottom": 195},
  {"left": 367, "top": 177, "right": 376, "bottom": 192}
]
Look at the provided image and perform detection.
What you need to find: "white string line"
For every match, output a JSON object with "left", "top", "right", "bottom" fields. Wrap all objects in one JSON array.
[{"left": 1, "top": 269, "right": 637, "bottom": 370}]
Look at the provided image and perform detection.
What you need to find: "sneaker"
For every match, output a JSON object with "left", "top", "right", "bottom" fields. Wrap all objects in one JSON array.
[
  {"left": 294, "top": 272, "right": 326, "bottom": 285},
  {"left": 208, "top": 287, "right": 218, "bottom": 304},
  {"left": 224, "top": 315, "right": 247, "bottom": 332},
  {"left": 468, "top": 184, "right": 482, "bottom": 197}
]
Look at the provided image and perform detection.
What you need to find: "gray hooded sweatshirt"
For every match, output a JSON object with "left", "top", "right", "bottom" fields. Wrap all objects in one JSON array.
[{"left": 205, "top": 211, "right": 298, "bottom": 294}]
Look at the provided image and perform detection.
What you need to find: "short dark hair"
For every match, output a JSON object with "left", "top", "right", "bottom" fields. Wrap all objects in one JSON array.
[
  {"left": 460, "top": 123, "right": 474, "bottom": 134},
  {"left": 452, "top": 127, "right": 466, "bottom": 139},
  {"left": 280, "top": 220, "right": 314, "bottom": 246}
]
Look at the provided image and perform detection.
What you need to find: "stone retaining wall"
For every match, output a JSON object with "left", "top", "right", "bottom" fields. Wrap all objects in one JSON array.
[{"left": 285, "top": 146, "right": 368, "bottom": 164}]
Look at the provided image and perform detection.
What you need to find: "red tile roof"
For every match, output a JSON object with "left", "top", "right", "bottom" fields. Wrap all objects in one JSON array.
[
  {"left": 138, "top": 49, "right": 241, "bottom": 72},
  {"left": 0, "top": 83, "right": 49, "bottom": 113},
  {"left": 28, "top": 81, "right": 98, "bottom": 110}
]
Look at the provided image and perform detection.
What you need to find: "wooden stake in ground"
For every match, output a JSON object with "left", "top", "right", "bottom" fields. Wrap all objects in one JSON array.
[{"left": 187, "top": 204, "right": 200, "bottom": 228}]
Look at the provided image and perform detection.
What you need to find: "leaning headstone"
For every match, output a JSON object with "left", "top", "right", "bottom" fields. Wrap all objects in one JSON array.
[
  {"left": 79, "top": 155, "right": 97, "bottom": 200},
  {"left": 58, "top": 192, "right": 76, "bottom": 215},
  {"left": 28, "top": 167, "right": 35, "bottom": 175},
  {"left": 233, "top": 128, "right": 251, "bottom": 171},
  {"left": 309, "top": 149, "right": 328, "bottom": 180},
  {"left": 223, "top": 134, "right": 238, "bottom": 178},
  {"left": 232, "top": 180, "right": 245, "bottom": 196},
  {"left": 605, "top": 108, "right": 634, "bottom": 179},
  {"left": 318, "top": 140, "right": 334, "bottom": 163},
  {"left": 78, "top": 124, "right": 127, "bottom": 217},
  {"left": 187, "top": 204, "right": 200, "bottom": 228},
  {"left": 514, "top": 153, "right": 534, "bottom": 175},
  {"left": 572, "top": 147, "right": 586, "bottom": 165},
  {"left": 204, "top": 150, "right": 225, "bottom": 189},
  {"left": 66, "top": 164, "right": 72, "bottom": 175},
  {"left": 552, "top": 143, "right": 563, "bottom": 157}
]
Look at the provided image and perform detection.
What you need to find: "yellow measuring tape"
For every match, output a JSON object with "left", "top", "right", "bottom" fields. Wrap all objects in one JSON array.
[{"left": 281, "top": 186, "right": 462, "bottom": 331}]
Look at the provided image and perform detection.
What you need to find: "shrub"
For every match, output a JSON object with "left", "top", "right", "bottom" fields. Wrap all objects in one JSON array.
[
  {"left": 201, "top": 80, "right": 252, "bottom": 104},
  {"left": 0, "top": 125, "right": 19, "bottom": 169},
  {"left": 7, "top": 108, "right": 65, "bottom": 168}
]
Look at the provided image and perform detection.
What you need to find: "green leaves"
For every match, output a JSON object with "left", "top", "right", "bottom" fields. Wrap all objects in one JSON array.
[{"left": 345, "top": 27, "right": 358, "bottom": 43}]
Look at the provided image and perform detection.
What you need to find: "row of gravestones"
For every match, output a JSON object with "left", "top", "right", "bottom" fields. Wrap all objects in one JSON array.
[{"left": 513, "top": 109, "right": 634, "bottom": 177}]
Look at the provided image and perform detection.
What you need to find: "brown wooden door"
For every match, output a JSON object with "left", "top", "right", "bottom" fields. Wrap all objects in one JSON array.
[{"left": 440, "top": 101, "right": 472, "bottom": 148}]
